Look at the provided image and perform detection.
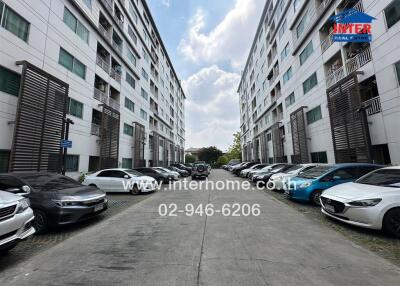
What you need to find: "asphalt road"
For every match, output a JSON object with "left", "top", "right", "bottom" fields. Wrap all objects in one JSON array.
[{"left": 1, "top": 170, "right": 399, "bottom": 286}]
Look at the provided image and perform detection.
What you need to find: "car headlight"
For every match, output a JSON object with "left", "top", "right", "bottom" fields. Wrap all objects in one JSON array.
[
  {"left": 348, "top": 198, "right": 382, "bottom": 207},
  {"left": 16, "top": 198, "right": 30, "bottom": 213},
  {"left": 52, "top": 197, "right": 80, "bottom": 207},
  {"left": 300, "top": 182, "right": 312, "bottom": 188}
]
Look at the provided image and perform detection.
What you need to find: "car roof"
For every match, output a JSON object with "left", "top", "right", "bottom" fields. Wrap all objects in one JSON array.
[
  {"left": 333, "top": 163, "right": 383, "bottom": 168},
  {"left": 0, "top": 172, "right": 59, "bottom": 178},
  {"left": 375, "top": 166, "right": 400, "bottom": 170}
]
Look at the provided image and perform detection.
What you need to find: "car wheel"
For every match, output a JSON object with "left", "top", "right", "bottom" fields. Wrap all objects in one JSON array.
[
  {"left": 130, "top": 184, "right": 141, "bottom": 196},
  {"left": 311, "top": 190, "right": 322, "bottom": 206},
  {"left": 383, "top": 208, "right": 400, "bottom": 238},
  {"left": 33, "top": 210, "right": 48, "bottom": 234}
]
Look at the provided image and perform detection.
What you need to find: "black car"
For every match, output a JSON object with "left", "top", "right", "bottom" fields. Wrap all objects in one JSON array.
[
  {"left": 232, "top": 162, "right": 260, "bottom": 175},
  {"left": 170, "top": 163, "right": 192, "bottom": 175},
  {"left": 166, "top": 166, "right": 189, "bottom": 177},
  {"left": 0, "top": 173, "right": 108, "bottom": 234},
  {"left": 133, "top": 168, "right": 173, "bottom": 183},
  {"left": 252, "top": 164, "right": 294, "bottom": 185}
]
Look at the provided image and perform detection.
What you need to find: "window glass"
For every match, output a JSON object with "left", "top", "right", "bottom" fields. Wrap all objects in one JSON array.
[
  {"left": 125, "top": 97, "right": 135, "bottom": 112},
  {"left": 0, "top": 150, "right": 10, "bottom": 173},
  {"left": 59, "top": 48, "right": 74, "bottom": 70},
  {"left": 357, "top": 169, "right": 400, "bottom": 187},
  {"left": 303, "top": 72, "right": 318, "bottom": 94},
  {"left": 124, "top": 123, "right": 134, "bottom": 136},
  {"left": 76, "top": 22, "right": 89, "bottom": 43},
  {"left": 395, "top": 61, "right": 400, "bottom": 84},
  {"left": 331, "top": 168, "right": 356, "bottom": 180},
  {"left": 127, "top": 50, "right": 137, "bottom": 66},
  {"left": 122, "top": 159, "right": 133, "bottom": 169},
  {"left": 311, "top": 151, "right": 327, "bottom": 163},
  {"left": 285, "top": 92, "right": 295, "bottom": 107},
  {"left": 126, "top": 73, "right": 135, "bottom": 89},
  {"left": 385, "top": 0, "right": 400, "bottom": 29},
  {"left": 141, "top": 88, "right": 148, "bottom": 100},
  {"left": 300, "top": 41, "right": 313, "bottom": 65},
  {"left": 296, "top": 12, "right": 308, "bottom": 38},
  {"left": 63, "top": 8, "right": 77, "bottom": 31},
  {"left": 83, "top": 0, "right": 92, "bottom": 8},
  {"left": 0, "top": 66, "right": 20, "bottom": 96},
  {"left": 68, "top": 98, "right": 83, "bottom": 118},
  {"left": 66, "top": 155, "right": 79, "bottom": 172},
  {"left": 73, "top": 59, "right": 86, "bottom": 79},
  {"left": 2, "top": 5, "right": 30, "bottom": 41},
  {"left": 306, "top": 106, "right": 322, "bottom": 124}
]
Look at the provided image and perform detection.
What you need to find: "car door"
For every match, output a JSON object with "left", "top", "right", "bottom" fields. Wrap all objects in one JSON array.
[
  {"left": 319, "top": 168, "right": 356, "bottom": 190},
  {"left": 106, "top": 170, "right": 129, "bottom": 192},
  {"left": 94, "top": 171, "right": 114, "bottom": 191}
]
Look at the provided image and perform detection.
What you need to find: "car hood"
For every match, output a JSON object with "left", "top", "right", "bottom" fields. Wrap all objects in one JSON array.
[
  {"left": 0, "top": 190, "right": 21, "bottom": 204},
  {"left": 55, "top": 186, "right": 105, "bottom": 200},
  {"left": 323, "top": 182, "right": 398, "bottom": 200},
  {"left": 133, "top": 176, "right": 156, "bottom": 182}
]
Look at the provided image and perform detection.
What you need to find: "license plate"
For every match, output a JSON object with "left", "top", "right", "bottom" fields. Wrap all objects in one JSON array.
[
  {"left": 325, "top": 204, "right": 335, "bottom": 213},
  {"left": 94, "top": 204, "right": 104, "bottom": 212}
]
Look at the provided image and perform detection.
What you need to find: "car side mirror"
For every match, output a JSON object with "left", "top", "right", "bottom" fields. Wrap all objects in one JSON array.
[
  {"left": 124, "top": 175, "right": 130, "bottom": 179},
  {"left": 22, "top": 185, "right": 31, "bottom": 194}
]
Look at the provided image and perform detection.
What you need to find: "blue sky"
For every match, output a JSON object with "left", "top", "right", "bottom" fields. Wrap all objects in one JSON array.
[{"left": 147, "top": 0, "right": 265, "bottom": 151}]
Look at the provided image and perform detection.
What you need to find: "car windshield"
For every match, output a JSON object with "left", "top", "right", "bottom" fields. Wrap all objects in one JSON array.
[
  {"left": 297, "top": 166, "right": 333, "bottom": 179},
  {"left": 356, "top": 169, "right": 400, "bottom": 188},
  {"left": 285, "top": 165, "right": 304, "bottom": 174},
  {"left": 125, "top": 170, "right": 143, "bottom": 177},
  {"left": 20, "top": 174, "right": 81, "bottom": 191}
]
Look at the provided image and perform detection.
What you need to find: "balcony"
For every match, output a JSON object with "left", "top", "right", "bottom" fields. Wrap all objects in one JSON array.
[
  {"left": 91, "top": 123, "right": 101, "bottom": 136},
  {"left": 110, "top": 67, "right": 121, "bottom": 82},
  {"left": 108, "top": 97, "right": 120, "bottom": 111},
  {"left": 364, "top": 97, "right": 382, "bottom": 116},
  {"left": 326, "top": 66, "right": 345, "bottom": 88},
  {"left": 94, "top": 88, "right": 108, "bottom": 105},
  {"left": 96, "top": 54, "right": 110, "bottom": 73},
  {"left": 346, "top": 46, "right": 372, "bottom": 74}
]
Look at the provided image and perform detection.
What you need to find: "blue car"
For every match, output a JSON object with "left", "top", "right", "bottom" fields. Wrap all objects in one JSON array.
[{"left": 285, "top": 163, "right": 382, "bottom": 205}]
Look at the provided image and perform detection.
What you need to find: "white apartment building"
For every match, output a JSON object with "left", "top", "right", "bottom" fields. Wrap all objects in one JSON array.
[
  {"left": 0, "top": 0, "right": 186, "bottom": 176},
  {"left": 238, "top": 0, "right": 400, "bottom": 165}
]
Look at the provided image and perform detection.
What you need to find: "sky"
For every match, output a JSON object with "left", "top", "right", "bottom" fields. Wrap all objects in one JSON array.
[{"left": 147, "top": 0, "right": 265, "bottom": 151}]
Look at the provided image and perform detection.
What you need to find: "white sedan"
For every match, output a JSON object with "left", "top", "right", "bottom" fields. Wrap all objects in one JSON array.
[
  {"left": 83, "top": 169, "right": 157, "bottom": 195},
  {"left": 1, "top": 191, "right": 35, "bottom": 254},
  {"left": 268, "top": 164, "right": 317, "bottom": 190},
  {"left": 320, "top": 167, "right": 400, "bottom": 237}
]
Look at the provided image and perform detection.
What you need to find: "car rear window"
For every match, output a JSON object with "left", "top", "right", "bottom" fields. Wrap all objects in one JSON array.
[{"left": 356, "top": 169, "right": 400, "bottom": 188}]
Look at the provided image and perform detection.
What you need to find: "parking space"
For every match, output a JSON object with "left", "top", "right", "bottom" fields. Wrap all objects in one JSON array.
[{"left": 0, "top": 193, "right": 153, "bottom": 270}]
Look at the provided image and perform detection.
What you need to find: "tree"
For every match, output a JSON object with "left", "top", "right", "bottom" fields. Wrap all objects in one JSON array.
[
  {"left": 216, "top": 155, "right": 229, "bottom": 167},
  {"left": 226, "top": 132, "right": 242, "bottom": 161},
  {"left": 185, "top": 154, "right": 196, "bottom": 163},
  {"left": 198, "top": 146, "right": 223, "bottom": 164}
]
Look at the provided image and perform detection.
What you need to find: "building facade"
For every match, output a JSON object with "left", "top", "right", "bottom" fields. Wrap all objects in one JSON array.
[
  {"left": 238, "top": 0, "right": 400, "bottom": 165},
  {"left": 0, "top": 0, "right": 186, "bottom": 177}
]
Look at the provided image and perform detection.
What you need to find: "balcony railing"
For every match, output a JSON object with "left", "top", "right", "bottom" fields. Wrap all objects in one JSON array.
[
  {"left": 91, "top": 123, "right": 101, "bottom": 136},
  {"left": 113, "top": 14, "right": 124, "bottom": 30},
  {"left": 112, "top": 40, "right": 122, "bottom": 54},
  {"left": 94, "top": 88, "right": 108, "bottom": 105},
  {"left": 100, "top": 0, "right": 113, "bottom": 12},
  {"left": 352, "top": 0, "right": 364, "bottom": 12},
  {"left": 321, "top": 29, "right": 334, "bottom": 52},
  {"left": 110, "top": 68, "right": 121, "bottom": 82},
  {"left": 364, "top": 97, "right": 382, "bottom": 116},
  {"left": 98, "top": 23, "right": 111, "bottom": 42},
  {"left": 326, "top": 66, "right": 345, "bottom": 89},
  {"left": 96, "top": 55, "right": 110, "bottom": 73},
  {"left": 346, "top": 47, "right": 372, "bottom": 74},
  {"left": 109, "top": 97, "right": 120, "bottom": 111}
]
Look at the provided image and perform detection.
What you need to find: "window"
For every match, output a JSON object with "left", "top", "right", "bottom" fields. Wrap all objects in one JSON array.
[
  {"left": 0, "top": 150, "right": 10, "bottom": 173},
  {"left": 283, "top": 67, "right": 293, "bottom": 84},
  {"left": 385, "top": 0, "right": 400, "bottom": 29},
  {"left": 267, "top": 133, "right": 272, "bottom": 141},
  {"left": 0, "top": 66, "right": 20, "bottom": 96},
  {"left": 63, "top": 8, "right": 89, "bottom": 43},
  {"left": 128, "top": 25, "right": 137, "bottom": 44},
  {"left": 0, "top": 2, "right": 30, "bottom": 42},
  {"left": 306, "top": 105, "right": 322, "bottom": 124},
  {"left": 129, "top": 1, "right": 138, "bottom": 24},
  {"left": 300, "top": 41, "right": 313, "bottom": 65},
  {"left": 126, "top": 72, "right": 135, "bottom": 89},
  {"left": 122, "top": 158, "right": 133, "bottom": 169},
  {"left": 66, "top": 155, "right": 79, "bottom": 172},
  {"left": 127, "top": 50, "right": 137, "bottom": 66},
  {"left": 142, "top": 48, "right": 149, "bottom": 63},
  {"left": 395, "top": 61, "right": 400, "bottom": 84},
  {"left": 303, "top": 72, "right": 318, "bottom": 94},
  {"left": 68, "top": 98, "right": 83, "bottom": 118},
  {"left": 285, "top": 92, "right": 295, "bottom": 107},
  {"left": 279, "top": 19, "right": 287, "bottom": 40},
  {"left": 142, "top": 68, "right": 149, "bottom": 81},
  {"left": 310, "top": 151, "right": 327, "bottom": 163},
  {"left": 281, "top": 42, "right": 290, "bottom": 61},
  {"left": 294, "top": 0, "right": 301, "bottom": 12},
  {"left": 141, "top": 88, "right": 148, "bottom": 100},
  {"left": 58, "top": 48, "right": 86, "bottom": 79},
  {"left": 123, "top": 123, "right": 134, "bottom": 136},
  {"left": 296, "top": 12, "right": 308, "bottom": 38},
  {"left": 125, "top": 97, "right": 135, "bottom": 112},
  {"left": 83, "top": 0, "right": 92, "bottom": 8},
  {"left": 140, "top": 109, "right": 147, "bottom": 120}
]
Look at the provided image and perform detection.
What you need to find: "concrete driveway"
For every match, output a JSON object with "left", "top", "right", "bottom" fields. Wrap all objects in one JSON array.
[{"left": 1, "top": 170, "right": 399, "bottom": 286}]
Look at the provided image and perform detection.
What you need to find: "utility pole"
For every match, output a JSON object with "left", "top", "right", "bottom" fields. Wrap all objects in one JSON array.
[{"left": 62, "top": 118, "right": 74, "bottom": 175}]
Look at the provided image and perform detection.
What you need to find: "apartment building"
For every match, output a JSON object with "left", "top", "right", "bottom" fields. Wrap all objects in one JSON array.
[
  {"left": 238, "top": 0, "right": 400, "bottom": 165},
  {"left": 0, "top": 0, "right": 186, "bottom": 176}
]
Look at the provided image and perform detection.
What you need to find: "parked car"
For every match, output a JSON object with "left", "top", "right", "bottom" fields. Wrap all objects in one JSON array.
[
  {"left": 153, "top": 167, "right": 180, "bottom": 180},
  {"left": 321, "top": 166, "right": 400, "bottom": 238},
  {"left": 191, "top": 162, "right": 209, "bottom": 180},
  {"left": 233, "top": 162, "right": 259, "bottom": 175},
  {"left": 166, "top": 166, "right": 189, "bottom": 177},
  {"left": 285, "top": 163, "right": 382, "bottom": 205},
  {"left": 240, "top": 164, "right": 268, "bottom": 178},
  {"left": 133, "top": 167, "right": 175, "bottom": 183},
  {"left": 248, "top": 164, "right": 287, "bottom": 180},
  {"left": 0, "top": 190, "right": 35, "bottom": 254},
  {"left": 268, "top": 164, "right": 318, "bottom": 190},
  {"left": 83, "top": 168, "right": 157, "bottom": 194},
  {"left": 171, "top": 163, "right": 192, "bottom": 175},
  {"left": 0, "top": 173, "right": 108, "bottom": 234},
  {"left": 227, "top": 162, "right": 243, "bottom": 171},
  {"left": 252, "top": 164, "right": 295, "bottom": 185}
]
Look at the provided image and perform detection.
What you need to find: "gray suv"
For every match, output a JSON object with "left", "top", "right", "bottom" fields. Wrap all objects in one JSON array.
[{"left": 191, "top": 163, "right": 209, "bottom": 180}]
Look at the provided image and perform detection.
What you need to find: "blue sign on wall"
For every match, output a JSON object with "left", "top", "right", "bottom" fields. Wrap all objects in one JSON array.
[{"left": 60, "top": 140, "right": 72, "bottom": 148}]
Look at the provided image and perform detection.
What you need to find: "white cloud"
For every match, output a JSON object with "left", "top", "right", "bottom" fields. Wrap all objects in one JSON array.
[
  {"left": 178, "top": 0, "right": 264, "bottom": 70},
  {"left": 182, "top": 65, "right": 241, "bottom": 151}
]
